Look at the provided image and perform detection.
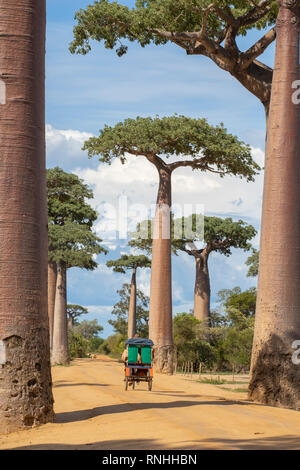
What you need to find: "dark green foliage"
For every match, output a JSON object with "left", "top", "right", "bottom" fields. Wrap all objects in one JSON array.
[
  {"left": 106, "top": 254, "right": 151, "bottom": 273},
  {"left": 47, "top": 167, "right": 107, "bottom": 268},
  {"left": 109, "top": 283, "right": 149, "bottom": 337},
  {"left": 69, "top": 330, "right": 89, "bottom": 359},
  {"left": 70, "top": 1, "right": 278, "bottom": 57},
  {"left": 173, "top": 215, "right": 257, "bottom": 256},
  {"left": 47, "top": 166, "right": 97, "bottom": 227},
  {"left": 246, "top": 248, "right": 259, "bottom": 277},
  {"left": 217, "top": 286, "right": 257, "bottom": 320},
  {"left": 173, "top": 313, "right": 214, "bottom": 368},
  {"left": 99, "top": 333, "right": 126, "bottom": 358},
  {"left": 74, "top": 319, "right": 104, "bottom": 340},
  {"left": 174, "top": 286, "right": 256, "bottom": 372},
  {"left": 83, "top": 115, "right": 259, "bottom": 182},
  {"left": 67, "top": 304, "right": 89, "bottom": 326},
  {"left": 130, "top": 215, "right": 256, "bottom": 259}
]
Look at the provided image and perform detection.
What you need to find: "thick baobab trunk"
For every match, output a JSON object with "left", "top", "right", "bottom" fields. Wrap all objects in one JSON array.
[
  {"left": 249, "top": 1, "right": 300, "bottom": 410},
  {"left": 149, "top": 166, "right": 173, "bottom": 374},
  {"left": 193, "top": 254, "right": 211, "bottom": 324},
  {"left": 0, "top": 0, "right": 54, "bottom": 433},
  {"left": 48, "top": 262, "right": 57, "bottom": 349},
  {"left": 128, "top": 268, "right": 137, "bottom": 338},
  {"left": 51, "top": 263, "right": 70, "bottom": 365}
]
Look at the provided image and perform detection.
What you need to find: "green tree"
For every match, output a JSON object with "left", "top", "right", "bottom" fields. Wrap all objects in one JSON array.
[
  {"left": 217, "top": 286, "right": 257, "bottom": 320},
  {"left": 70, "top": 1, "right": 277, "bottom": 117},
  {"left": 68, "top": 330, "right": 89, "bottom": 359},
  {"left": 109, "top": 283, "right": 150, "bottom": 338},
  {"left": 47, "top": 167, "right": 107, "bottom": 365},
  {"left": 67, "top": 304, "right": 89, "bottom": 328},
  {"left": 83, "top": 114, "right": 259, "bottom": 373},
  {"left": 246, "top": 248, "right": 259, "bottom": 277},
  {"left": 130, "top": 215, "right": 256, "bottom": 323},
  {"left": 74, "top": 319, "right": 104, "bottom": 340},
  {"left": 173, "top": 215, "right": 256, "bottom": 323},
  {"left": 173, "top": 313, "right": 214, "bottom": 370},
  {"left": 107, "top": 254, "right": 151, "bottom": 338}
]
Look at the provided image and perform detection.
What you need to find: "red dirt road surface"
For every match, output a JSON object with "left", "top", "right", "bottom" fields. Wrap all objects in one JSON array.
[{"left": 0, "top": 356, "right": 300, "bottom": 450}]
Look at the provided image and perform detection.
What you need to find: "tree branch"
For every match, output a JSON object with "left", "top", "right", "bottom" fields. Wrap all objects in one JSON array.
[{"left": 240, "top": 27, "right": 276, "bottom": 70}]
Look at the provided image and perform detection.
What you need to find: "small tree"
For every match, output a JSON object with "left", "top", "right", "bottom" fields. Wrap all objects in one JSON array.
[
  {"left": 74, "top": 319, "right": 103, "bottom": 340},
  {"left": 109, "top": 283, "right": 150, "bottom": 338},
  {"left": 173, "top": 313, "right": 214, "bottom": 371},
  {"left": 107, "top": 254, "right": 151, "bottom": 338},
  {"left": 246, "top": 248, "right": 259, "bottom": 277},
  {"left": 67, "top": 304, "right": 88, "bottom": 329},
  {"left": 83, "top": 114, "right": 259, "bottom": 373}
]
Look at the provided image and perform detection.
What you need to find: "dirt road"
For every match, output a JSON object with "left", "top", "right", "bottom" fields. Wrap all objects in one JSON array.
[{"left": 1, "top": 356, "right": 300, "bottom": 450}]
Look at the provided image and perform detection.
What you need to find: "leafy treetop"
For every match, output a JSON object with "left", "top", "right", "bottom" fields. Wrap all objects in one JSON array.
[
  {"left": 129, "top": 215, "right": 257, "bottom": 258},
  {"left": 245, "top": 248, "right": 259, "bottom": 277},
  {"left": 47, "top": 167, "right": 97, "bottom": 227},
  {"left": 70, "top": 0, "right": 279, "bottom": 106},
  {"left": 47, "top": 167, "right": 107, "bottom": 268},
  {"left": 83, "top": 115, "right": 260, "bottom": 180},
  {"left": 106, "top": 254, "right": 151, "bottom": 273},
  {"left": 48, "top": 222, "right": 107, "bottom": 268},
  {"left": 109, "top": 283, "right": 149, "bottom": 337},
  {"left": 67, "top": 304, "right": 89, "bottom": 325}
]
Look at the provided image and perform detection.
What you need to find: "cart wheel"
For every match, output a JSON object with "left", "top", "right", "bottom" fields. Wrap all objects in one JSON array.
[
  {"left": 125, "top": 378, "right": 128, "bottom": 391},
  {"left": 148, "top": 379, "right": 152, "bottom": 391}
]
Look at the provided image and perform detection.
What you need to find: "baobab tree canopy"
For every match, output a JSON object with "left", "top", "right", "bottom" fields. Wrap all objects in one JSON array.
[
  {"left": 83, "top": 115, "right": 260, "bottom": 180},
  {"left": 173, "top": 215, "right": 257, "bottom": 256},
  {"left": 70, "top": 0, "right": 278, "bottom": 106},
  {"left": 47, "top": 167, "right": 97, "bottom": 228},
  {"left": 106, "top": 254, "right": 151, "bottom": 273},
  {"left": 47, "top": 167, "right": 107, "bottom": 269}
]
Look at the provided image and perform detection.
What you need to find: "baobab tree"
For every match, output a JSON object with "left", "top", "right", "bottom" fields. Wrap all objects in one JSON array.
[
  {"left": 131, "top": 215, "right": 256, "bottom": 324},
  {"left": 47, "top": 168, "right": 107, "bottom": 364},
  {"left": 0, "top": 0, "right": 54, "bottom": 432},
  {"left": 173, "top": 215, "right": 257, "bottom": 323},
  {"left": 83, "top": 115, "right": 259, "bottom": 373},
  {"left": 67, "top": 304, "right": 89, "bottom": 329},
  {"left": 48, "top": 261, "right": 57, "bottom": 350},
  {"left": 107, "top": 254, "right": 151, "bottom": 338},
  {"left": 70, "top": 1, "right": 300, "bottom": 408},
  {"left": 70, "top": 1, "right": 278, "bottom": 119},
  {"left": 49, "top": 222, "right": 106, "bottom": 365}
]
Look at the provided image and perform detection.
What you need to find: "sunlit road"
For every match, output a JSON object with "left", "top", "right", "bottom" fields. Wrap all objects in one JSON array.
[{"left": 1, "top": 356, "right": 300, "bottom": 450}]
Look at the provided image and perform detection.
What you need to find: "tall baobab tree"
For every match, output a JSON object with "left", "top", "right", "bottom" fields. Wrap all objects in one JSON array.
[
  {"left": 47, "top": 168, "right": 107, "bottom": 365},
  {"left": 0, "top": 0, "right": 54, "bottom": 432},
  {"left": 83, "top": 115, "right": 259, "bottom": 373},
  {"left": 173, "top": 216, "right": 256, "bottom": 323},
  {"left": 48, "top": 261, "right": 57, "bottom": 350},
  {"left": 70, "top": 0, "right": 300, "bottom": 408},
  {"left": 107, "top": 254, "right": 151, "bottom": 338},
  {"left": 248, "top": 0, "right": 300, "bottom": 409}
]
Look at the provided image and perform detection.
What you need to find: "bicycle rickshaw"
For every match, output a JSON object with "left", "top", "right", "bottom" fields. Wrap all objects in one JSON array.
[{"left": 124, "top": 338, "right": 154, "bottom": 391}]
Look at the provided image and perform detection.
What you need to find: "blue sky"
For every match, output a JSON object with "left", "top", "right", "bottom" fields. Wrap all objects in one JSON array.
[{"left": 46, "top": 1, "right": 274, "bottom": 338}]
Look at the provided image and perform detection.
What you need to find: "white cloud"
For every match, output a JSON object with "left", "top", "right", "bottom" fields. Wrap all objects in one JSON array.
[{"left": 46, "top": 124, "right": 93, "bottom": 169}]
